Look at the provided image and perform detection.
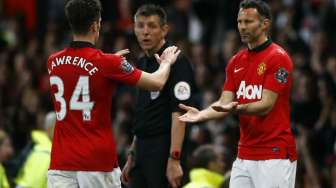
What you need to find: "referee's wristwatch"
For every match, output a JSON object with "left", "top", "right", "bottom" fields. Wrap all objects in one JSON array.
[{"left": 169, "top": 150, "right": 181, "bottom": 160}]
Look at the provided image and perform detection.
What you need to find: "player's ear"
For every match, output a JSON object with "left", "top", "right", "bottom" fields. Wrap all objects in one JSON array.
[
  {"left": 262, "top": 18, "right": 271, "bottom": 31},
  {"left": 89, "top": 23, "right": 95, "bottom": 33},
  {"left": 90, "top": 20, "right": 100, "bottom": 33},
  {"left": 162, "top": 24, "right": 169, "bottom": 38}
]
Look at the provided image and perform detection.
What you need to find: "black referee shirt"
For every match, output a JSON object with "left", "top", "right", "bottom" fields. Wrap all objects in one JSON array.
[{"left": 133, "top": 42, "right": 196, "bottom": 138}]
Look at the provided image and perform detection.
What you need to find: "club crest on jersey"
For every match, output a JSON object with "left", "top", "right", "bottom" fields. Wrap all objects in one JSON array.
[
  {"left": 257, "top": 62, "right": 266, "bottom": 75},
  {"left": 120, "top": 60, "right": 134, "bottom": 74},
  {"left": 275, "top": 67, "right": 288, "bottom": 83},
  {"left": 236, "top": 81, "right": 262, "bottom": 100}
]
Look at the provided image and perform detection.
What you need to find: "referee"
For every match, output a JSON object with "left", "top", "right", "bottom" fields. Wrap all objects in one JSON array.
[{"left": 121, "top": 4, "right": 196, "bottom": 188}]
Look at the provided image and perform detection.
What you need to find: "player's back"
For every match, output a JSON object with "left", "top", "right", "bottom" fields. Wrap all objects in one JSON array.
[{"left": 47, "top": 41, "right": 141, "bottom": 171}]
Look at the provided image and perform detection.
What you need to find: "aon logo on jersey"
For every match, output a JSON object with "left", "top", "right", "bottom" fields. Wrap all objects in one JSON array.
[{"left": 236, "top": 81, "right": 262, "bottom": 100}]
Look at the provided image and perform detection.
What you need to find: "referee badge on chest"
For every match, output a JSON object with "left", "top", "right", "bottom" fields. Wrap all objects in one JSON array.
[
  {"left": 257, "top": 62, "right": 266, "bottom": 75},
  {"left": 150, "top": 91, "right": 160, "bottom": 100}
]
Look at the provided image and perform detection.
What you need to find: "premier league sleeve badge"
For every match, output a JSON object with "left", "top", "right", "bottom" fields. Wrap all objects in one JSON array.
[
  {"left": 275, "top": 67, "right": 289, "bottom": 83},
  {"left": 120, "top": 60, "right": 134, "bottom": 74}
]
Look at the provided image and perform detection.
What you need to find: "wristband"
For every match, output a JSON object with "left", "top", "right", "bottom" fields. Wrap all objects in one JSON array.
[{"left": 169, "top": 150, "right": 181, "bottom": 160}]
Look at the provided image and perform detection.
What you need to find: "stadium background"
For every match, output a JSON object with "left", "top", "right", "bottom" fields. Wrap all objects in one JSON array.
[{"left": 0, "top": 0, "right": 335, "bottom": 187}]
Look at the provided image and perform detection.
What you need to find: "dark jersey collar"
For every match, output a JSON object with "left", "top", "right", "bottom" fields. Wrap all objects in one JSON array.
[
  {"left": 146, "top": 42, "right": 170, "bottom": 58},
  {"left": 248, "top": 38, "right": 272, "bottom": 52},
  {"left": 157, "top": 42, "right": 170, "bottom": 55},
  {"left": 69, "top": 41, "right": 95, "bottom": 49}
]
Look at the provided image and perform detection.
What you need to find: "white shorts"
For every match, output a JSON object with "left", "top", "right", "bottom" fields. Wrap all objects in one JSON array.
[
  {"left": 47, "top": 168, "right": 121, "bottom": 188},
  {"left": 230, "top": 158, "right": 297, "bottom": 188}
]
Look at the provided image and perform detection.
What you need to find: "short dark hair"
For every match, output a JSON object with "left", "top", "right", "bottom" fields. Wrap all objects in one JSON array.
[
  {"left": 191, "top": 145, "right": 217, "bottom": 169},
  {"left": 65, "top": 0, "right": 102, "bottom": 35},
  {"left": 134, "top": 4, "right": 167, "bottom": 26},
  {"left": 239, "top": 0, "right": 272, "bottom": 21}
]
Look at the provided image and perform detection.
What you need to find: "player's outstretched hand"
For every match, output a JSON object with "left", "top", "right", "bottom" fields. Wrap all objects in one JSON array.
[
  {"left": 114, "top": 49, "right": 130, "bottom": 57},
  {"left": 154, "top": 46, "right": 181, "bottom": 65},
  {"left": 211, "top": 101, "right": 238, "bottom": 112},
  {"left": 178, "top": 104, "right": 202, "bottom": 123}
]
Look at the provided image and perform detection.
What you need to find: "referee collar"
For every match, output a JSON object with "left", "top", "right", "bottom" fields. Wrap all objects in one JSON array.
[
  {"left": 248, "top": 38, "right": 272, "bottom": 52},
  {"left": 157, "top": 42, "right": 170, "bottom": 55},
  {"left": 146, "top": 42, "right": 170, "bottom": 58},
  {"left": 69, "top": 41, "right": 96, "bottom": 49}
]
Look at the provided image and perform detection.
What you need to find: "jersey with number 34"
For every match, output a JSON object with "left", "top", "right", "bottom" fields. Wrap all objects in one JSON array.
[{"left": 47, "top": 44, "right": 141, "bottom": 171}]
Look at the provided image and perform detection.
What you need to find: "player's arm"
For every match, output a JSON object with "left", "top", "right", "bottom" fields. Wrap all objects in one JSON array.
[
  {"left": 178, "top": 91, "right": 234, "bottom": 123},
  {"left": 136, "top": 46, "right": 181, "bottom": 91},
  {"left": 212, "top": 89, "right": 278, "bottom": 116},
  {"left": 236, "top": 89, "right": 278, "bottom": 115}
]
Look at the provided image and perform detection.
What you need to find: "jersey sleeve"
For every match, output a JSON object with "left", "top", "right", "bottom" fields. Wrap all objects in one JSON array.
[
  {"left": 100, "top": 54, "right": 142, "bottom": 85},
  {"left": 168, "top": 55, "right": 195, "bottom": 112},
  {"left": 223, "top": 56, "right": 236, "bottom": 92},
  {"left": 264, "top": 52, "right": 293, "bottom": 93}
]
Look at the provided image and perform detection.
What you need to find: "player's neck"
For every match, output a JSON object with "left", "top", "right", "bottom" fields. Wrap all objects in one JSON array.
[
  {"left": 248, "top": 35, "right": 268, "bottom": 50},
  {"left": 145, "top": 39, "right": 166, "bottom": 56},
  {"left": 73, "top": 34, "right": 96, "bottom": 45}
]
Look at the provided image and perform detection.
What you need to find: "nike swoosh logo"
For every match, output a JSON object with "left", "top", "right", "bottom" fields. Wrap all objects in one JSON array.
[{"left": 234, "top": 67, "right": 244, "bottom": 73}]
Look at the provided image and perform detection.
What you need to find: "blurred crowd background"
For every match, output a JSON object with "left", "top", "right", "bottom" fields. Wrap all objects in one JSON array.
[{"left": 0, "top": 0, "right": 335, "bottom": 187}]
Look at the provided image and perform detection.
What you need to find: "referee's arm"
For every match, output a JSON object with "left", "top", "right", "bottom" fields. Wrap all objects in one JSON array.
[
  {"left": 166, "top": 112, "right": 185, "bottom": 188},
  {"left": 166, "top": 54, "right": 194, "bottom": 188}
]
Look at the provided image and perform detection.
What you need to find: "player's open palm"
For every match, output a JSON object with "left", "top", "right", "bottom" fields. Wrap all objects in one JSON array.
[
  {"left": 155, "top": 46, "right": 181, "bottom": 65},
  {"left": 178, "top": 104, "right": 202, "bottom": 123}
]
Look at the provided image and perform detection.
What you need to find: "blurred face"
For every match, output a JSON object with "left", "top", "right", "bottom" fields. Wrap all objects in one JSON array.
[
  {"left": 0, "top": 137, "right": 13, "bottom": 163},
  {"left": 134, "top": 15, "right": 168, "bottom": 54},
  {"left": 237, "top": 8, "right": 269, "bottom": 47},
  {"left": 208, "top": 150, "right": 225, "bottom": 174}
]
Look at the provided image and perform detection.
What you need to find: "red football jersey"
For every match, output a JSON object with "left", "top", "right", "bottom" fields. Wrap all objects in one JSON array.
[
  {"left": 223, "top": 41, "right": 297, "bottom": 161},
  {"left": 47, "top": 41, "right": 141, "bottom": 171}
]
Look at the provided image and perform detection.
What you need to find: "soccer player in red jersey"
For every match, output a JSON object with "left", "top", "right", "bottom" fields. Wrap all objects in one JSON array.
[
  {"left": 46, "top": 0, "right": 180, "bottom": 187},
  {"left": 178, "top": 0, "right": 297, "bottom": 187}
]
